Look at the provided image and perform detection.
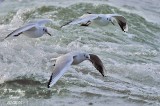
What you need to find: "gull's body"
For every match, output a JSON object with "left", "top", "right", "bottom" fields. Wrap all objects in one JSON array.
[
  {"left": 4, "top": 19, "right": 52, "bottom": 39},
  {"left": 48, "top": 51, "right": 105, "bottom": 88},
  {"left": 61, "top": 13, "right": 128, "bottom": 32},
  {"left": 23, "top": 24, "right": 45, "bottom": 38}
]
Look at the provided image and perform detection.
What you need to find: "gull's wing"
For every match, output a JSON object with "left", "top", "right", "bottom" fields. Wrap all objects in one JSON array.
[
  {"left": 47, "top": 55, "right": 73, "bottom": 88},
  {"left": 29, "top": 19, "right": 52, "bottom": 26},
  {"left": 61, "top": 14, "right": 99, "bottom": 28},
  {"left": 4, "top": 23, "right": 36, "bottom": 39},
  {"left": 89, "top": 54, "right": 105, "bottom": 77},
  {"left": 108, "top": 14, "right": 128, "bottom": 32}
]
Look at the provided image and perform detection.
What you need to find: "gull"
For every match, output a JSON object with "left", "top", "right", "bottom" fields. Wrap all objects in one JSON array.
[
  {"left": 4, "top": 19, "right": 52, "bottom": 39},
  {"left": 48, "top": 51, "right": 106, "bottom": 88},
  {"left": 61, "top": 13, "right": 128, "bottom": 32}
]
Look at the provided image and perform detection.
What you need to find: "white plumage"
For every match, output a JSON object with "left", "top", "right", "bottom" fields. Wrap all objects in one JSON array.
[
  {"left": 48, "top": 51, "right": 105, "bottom": 88},
  {"left": 61, "top": 13, "right": 128, "bottom": 32},
  {"left": 4, "top": 19, "right": 52, "bottom": 39}
]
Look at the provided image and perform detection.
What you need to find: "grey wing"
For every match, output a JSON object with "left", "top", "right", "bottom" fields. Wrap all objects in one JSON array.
[
  {"left": 47, "top": 56, "right": 73, "bottom": 88},
  {"left": 4, "top": 23, "right": 36, "bottom": 39},
  {"left": 60, "top": 14, "right": 99, "bottom": 28},
  {"left": 29, "top": 19, "right": 52, "bottom": 25},
  {"left": 109, "top": 14, "right": 128, "bottom": 32},
  {"left": 89, "top": 54, "right": 105, "bottom": 77}
]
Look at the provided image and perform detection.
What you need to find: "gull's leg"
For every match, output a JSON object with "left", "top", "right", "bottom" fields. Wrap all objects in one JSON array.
[
  {"left": 50, "top": 58, "right": 57, "bottom": 66},
  {"left": 80, "top": 21, "right": 91, "bottom": 26},
  {"left": 14, "top": 32, "right": 23, "bottom": 37}
]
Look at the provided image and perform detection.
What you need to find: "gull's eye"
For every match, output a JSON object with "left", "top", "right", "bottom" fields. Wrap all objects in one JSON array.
[
  {"left": 84, "top": 54, "right": 87, "bottom": 58},
  {"left": 43, "top": 28, "right": 46, "bottom": 32},
  {"left": 85, "top": 55, "right": 89, "bottom": 59},
  {"left": 84, "top": 54, "right": 89, "bottom": 59}
]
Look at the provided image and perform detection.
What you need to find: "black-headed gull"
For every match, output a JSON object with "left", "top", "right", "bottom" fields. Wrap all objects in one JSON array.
[
  {"left": 4, "top": 19, "right": 52, "bottom": 39},
  {"left": 48, "top": 51, "right": 105, "bottom": 88},
  {"left": 61, "top": 13, "right": 128, "bottom": 32}
]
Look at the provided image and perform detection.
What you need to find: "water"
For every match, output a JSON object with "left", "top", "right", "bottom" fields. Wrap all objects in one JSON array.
[{"left": 0, "top": 0, "right": 160, "bottom": 106}]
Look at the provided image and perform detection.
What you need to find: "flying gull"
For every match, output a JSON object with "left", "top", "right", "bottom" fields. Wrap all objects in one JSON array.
[
  {"left": 61, "top": 13, "right": 128, "bottom": 32},
  {"left": 4, "top": 19, "right": 52, "bottom": 39},
  {"left": 48, "top": 51, "right": 106, "bottom": 88}
]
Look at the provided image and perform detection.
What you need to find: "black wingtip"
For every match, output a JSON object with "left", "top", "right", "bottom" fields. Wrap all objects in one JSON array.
[
  {"left": 102, "top": 73, "right": 105, "bottom": 77},
  {"left": 4, "top": 34, "right": 11, "bottom": 40},
  {"left": 60, "top": 20, "right": 73, "bottom": 28},
  {"left": 47, "top": 81, "right": 50, "bottom": 88},
  {"left": 47, "top": 83, "right": 50, "bottom": 88},
  {"left": 5, "top": 32, "right": 23, "bottom": 40},
  {"left": 47, "top": 73, "right": 53, "bottom": 88}
]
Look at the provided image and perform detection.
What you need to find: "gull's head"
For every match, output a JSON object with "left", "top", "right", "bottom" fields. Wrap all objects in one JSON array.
[
  {"left": 43, "top": 27, "right": 51, "bottom": 36},
  {"left": 83, "top": 53, "right": 90, "bottom": 60},
  {"left": 72, "top": 52, "right": 90, "bottom": 64}
]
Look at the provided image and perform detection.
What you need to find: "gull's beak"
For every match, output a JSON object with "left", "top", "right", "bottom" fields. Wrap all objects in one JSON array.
[
  {"left": 110, "top": 18, "right": 115, "bottom": 26},
  {"left": 45, "top": 30, "right": 52, "bottom": 36},
  {"left": 111, "top": 21, "right": 115, "bottom": 25},
  {"left": 46, "top": 31, "right": 52, "bottom": 36}
]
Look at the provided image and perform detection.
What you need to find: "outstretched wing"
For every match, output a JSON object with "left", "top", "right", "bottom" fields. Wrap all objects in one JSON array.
[
  {"left": 89, "top": 54, "right": 105, "bottom": 77},
  {"left": 109, "top": 14, "right": 128, "bottom": 32},
  {"left": 28, "top": 19, "right": 52, "bottom": 26},
  {"left": 61, "top": 14, "right": 99, "bottom": 28},
  {"left": 47, "top": 55, "right": 73, "bottom": 88},
  {"left": 4, "top": 23, "right": 36, "bottom": 39}
]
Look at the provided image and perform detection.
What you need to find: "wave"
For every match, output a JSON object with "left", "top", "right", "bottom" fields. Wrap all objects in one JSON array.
[{"left": 0, "top": 2, "right": 160, "bottom": 105}]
